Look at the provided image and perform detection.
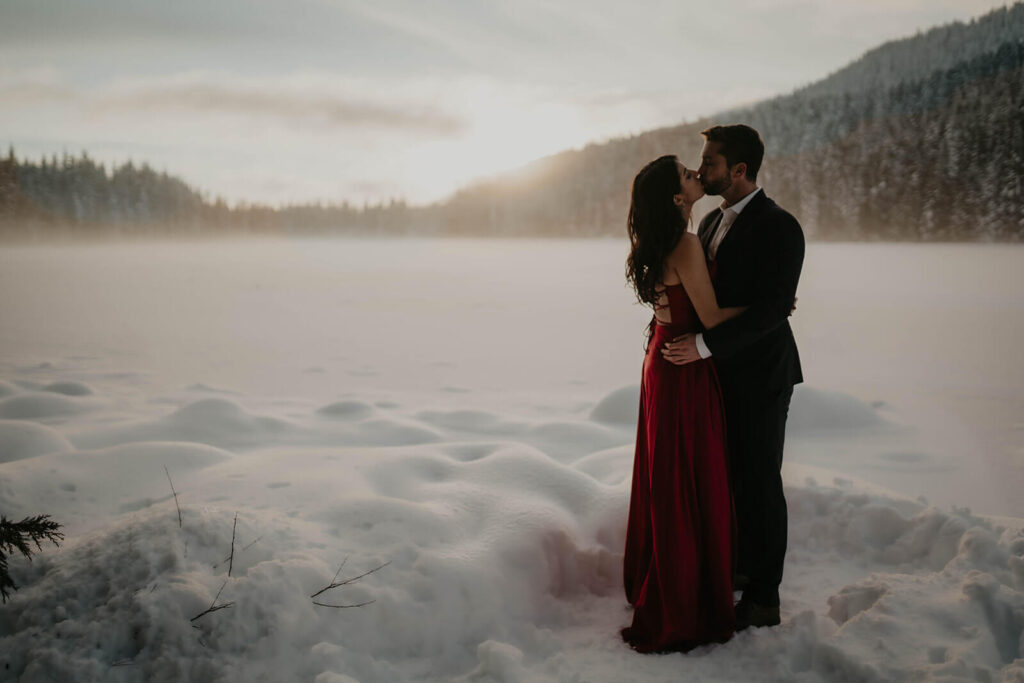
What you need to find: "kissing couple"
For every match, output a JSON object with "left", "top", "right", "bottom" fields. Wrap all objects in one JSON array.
[{"left": 621, "top": 124, "right": 805, "bottom": 652}]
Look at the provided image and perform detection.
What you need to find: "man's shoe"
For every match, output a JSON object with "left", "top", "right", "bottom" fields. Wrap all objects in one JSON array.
[
  {"left": 733, "top": 573, "right": 750, "bottom": 591},
  {"left": 735, "top": 599, "right": 781, "bottom": 631}
]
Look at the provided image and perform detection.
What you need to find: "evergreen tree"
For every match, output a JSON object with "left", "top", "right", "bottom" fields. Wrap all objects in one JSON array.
[{"left": 0, "top": 515, "right": 64, "bottom": 603}]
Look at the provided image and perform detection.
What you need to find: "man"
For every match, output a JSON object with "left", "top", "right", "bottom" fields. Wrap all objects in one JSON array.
[{"left": 662, "top": 124, "right": 804, "bottom": 630}]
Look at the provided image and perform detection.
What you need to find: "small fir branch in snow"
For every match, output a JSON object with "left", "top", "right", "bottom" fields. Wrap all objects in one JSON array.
[
  {"left": 164, "top": 465, "right": 182, "bottom": 528},
  {"left": 190, "top": 580, "right": 235, "bottom": 622},
  {"left": 311, "top": 556, "right": 390, "bottom": 609},
  {"left": 0, "top": 514, "right": 64, "bottom": 603}
]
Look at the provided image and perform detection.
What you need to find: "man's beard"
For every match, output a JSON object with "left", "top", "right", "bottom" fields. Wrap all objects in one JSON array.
[{"left": 702, "top": 176, "right": 731, "bottom": 196}]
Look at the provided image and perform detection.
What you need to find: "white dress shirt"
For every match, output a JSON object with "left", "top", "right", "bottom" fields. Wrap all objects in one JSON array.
[{"left": 695, "top": 187, "right": 762, "bottom": 359}]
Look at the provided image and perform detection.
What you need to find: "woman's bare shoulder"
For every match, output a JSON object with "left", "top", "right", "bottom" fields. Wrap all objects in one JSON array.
[{"left": 668, "top": 232, "right": 702, "bottom": 265}]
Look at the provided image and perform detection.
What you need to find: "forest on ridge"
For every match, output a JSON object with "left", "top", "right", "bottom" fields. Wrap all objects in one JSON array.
[{"left": 2, "top": 3, "right": 1022, "bottom": 242}]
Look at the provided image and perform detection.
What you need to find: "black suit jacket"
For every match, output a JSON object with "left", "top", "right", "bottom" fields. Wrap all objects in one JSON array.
[{"left": 697, "top": 190, "right": 804, "bottom": 396}]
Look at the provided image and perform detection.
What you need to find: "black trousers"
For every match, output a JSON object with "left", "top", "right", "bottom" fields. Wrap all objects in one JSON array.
[{"left": 723, "top": 385, "right": 793, "bottom": 607}]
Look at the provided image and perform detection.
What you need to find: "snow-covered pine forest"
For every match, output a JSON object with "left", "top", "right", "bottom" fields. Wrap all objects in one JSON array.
[{"left": 1, "top": 3, "right": 1022, "bottom": 242}]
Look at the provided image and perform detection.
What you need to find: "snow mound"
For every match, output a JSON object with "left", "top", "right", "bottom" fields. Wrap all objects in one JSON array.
[
  {"left": 0, "top": 392, "right": 92, "bottom": 419},
  {"left": 0, "top": 507, "right": 312, "bottom": 681},
  {"left": 0, "top": 419, "right": 73, "bottom": 462},
  {"left": 1, "top": 438, "right": 626, "bottom": 681},
  {"left": 72, "top": 398, "right": 295, "bottom": 451},
  {"left": 588, "top": 385, "right": 639, "bottom": 427},
  {"left": 186, "top": 382, "right": 239, "bottom": 394},
  {"left": 316, "top": 400, "right": 374, "bottom": 420},
  {"left": 0, "top": 380, "right": 22, "bottom": 398},
  {"left": 0, "top": 441, "right": 233, "bottom": 521},
  {"left": 168, "top": 399, "right": 292, "bottom": 440},
  {"left": 349, "top": 418, "right": 442, "bottom": 446},
  {"left": 441, "top": 442, "right": 502, "bottom": 462},
  {"left": 527, "top": 421, "right": 625, "bottom": 462},
  {"left": 571, "top": 445, "right": 632, "bottom": 486},
  {"left": 314, "top": 673, "right": 361, "bottom": 683},
  {"left": 817, "top": 532, "right": 1024, "bottom": 680},
  {"left": 788, "top": 485, "right": 975, "bottom": 570},
  {"left": 586, "top": 385, "right": 891, "bottom": 437},
  {"left": 776, "top": 485, "right": 1024, "bottom": 679},
  {"left": 3, "top": 435, "right": 1023, "bottom": 681},
  {"left": 42, "top": 381, "right": 95, "bottom": 396},
  {"left": 415, "top": 409, "right": 527, "bottom": 435},
  {"left": 467, "top": 640, "right": 528, "bottom": 683},
  {"left": 788, "top": 386, "right": 893, "bottom": 434}
]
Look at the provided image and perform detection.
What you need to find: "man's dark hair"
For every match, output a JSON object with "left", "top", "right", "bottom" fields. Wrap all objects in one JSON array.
[{"left": 701, "top": 124, "right": 765, "bottom": 182}]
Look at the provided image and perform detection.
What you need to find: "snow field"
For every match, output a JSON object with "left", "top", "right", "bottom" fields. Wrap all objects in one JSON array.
[{"left": 1, "top": 376, "right": 1022, "bottom": 682}]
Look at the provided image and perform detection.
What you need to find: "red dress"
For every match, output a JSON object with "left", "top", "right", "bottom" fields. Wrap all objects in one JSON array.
[{"left": 621, "top": 278, "right": 735, "bottom": 652}]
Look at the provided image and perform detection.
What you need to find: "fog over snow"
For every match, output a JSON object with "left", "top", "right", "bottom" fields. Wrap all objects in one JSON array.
[{"left": 0, "top": 239, "right": 1022, "bottom": 681}]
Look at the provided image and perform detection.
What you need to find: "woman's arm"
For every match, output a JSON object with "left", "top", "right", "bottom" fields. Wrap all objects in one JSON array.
[{"left": 672, "top": 234, "right": 746, "bottom": 329}]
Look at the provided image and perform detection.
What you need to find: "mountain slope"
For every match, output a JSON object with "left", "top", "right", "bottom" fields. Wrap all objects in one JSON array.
[
  {"left": 3, "top": 3, "right": 1022, "bottom": 241},
  {"left": 439, "top": 3, "right": 1024, "bottom": 240}
]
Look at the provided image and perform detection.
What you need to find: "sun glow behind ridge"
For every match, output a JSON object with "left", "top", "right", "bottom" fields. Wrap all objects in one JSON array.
[
  {"left": 2, "top": 0, "right": 1013, "bottom": 206},
  {"left": 0, "top": 68, "right": 680, "bottom": 206}
]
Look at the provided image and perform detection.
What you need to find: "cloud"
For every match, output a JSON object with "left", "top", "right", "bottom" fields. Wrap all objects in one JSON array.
[
  {"left": 98, "top": 83, "right": 467, "bottom": 135},
  {"left": 0, "top": 70, "right": 467, "bottom": 136},
  {"left": 2, "top": 0, "right": 1008, "bottom": 206},
  {"left": 0, "top": 82, "right": 77, "bottom": 104},
  {"left": 0, "top": 68, "right": 76, "bottom": 104}
]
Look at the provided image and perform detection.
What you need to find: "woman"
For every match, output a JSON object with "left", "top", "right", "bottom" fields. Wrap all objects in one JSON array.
[{"left": 621, "top": 155, "right": 744, "bottom": 653}]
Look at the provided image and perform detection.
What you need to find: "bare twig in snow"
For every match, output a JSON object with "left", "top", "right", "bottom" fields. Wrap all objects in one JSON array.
[
  {"left": 311, "top": 558, "right": 390, "bottom": 608},
  {"left": 190, "top": 580, "right": 235, "bottom": 622},
  {"left": 313, "top": 597, "right": 376, "bottom": 609},
  {"left": 240, "top": 535, "right": 262, "bottom": 553},
  {"left": 227, "top": 512, "right": 238, "bottom": 577},
  {"left": 213, "top": 535, "right": 262, "bottom": 570},
  {"left": 164, "top": 466, "right": 182, "bottom": 528}
]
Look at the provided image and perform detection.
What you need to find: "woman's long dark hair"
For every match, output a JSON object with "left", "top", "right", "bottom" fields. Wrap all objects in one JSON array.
[{"left": 625, "top": 155, "right": 685, "bottom": 306}]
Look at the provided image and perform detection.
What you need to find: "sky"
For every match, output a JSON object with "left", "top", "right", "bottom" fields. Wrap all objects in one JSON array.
[{"left": 0, "top": 0, "right": 1013, "bottom": 206}]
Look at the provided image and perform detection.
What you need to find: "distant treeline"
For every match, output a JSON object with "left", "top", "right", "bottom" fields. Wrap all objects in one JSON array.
[
  {"left": 0, "top": 149, "right": 424, "bottom": 240},
  {"left": 1, "top": 2, "right": 1022, "bottom": 242}
]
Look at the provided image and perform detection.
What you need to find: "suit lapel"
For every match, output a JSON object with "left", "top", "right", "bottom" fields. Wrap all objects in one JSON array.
[
  {"left": 714, "top": 191, "right": 770, "bottom": 259},
  {"left": 698, "top": 209, "right": 723, "bottom": 255}
]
